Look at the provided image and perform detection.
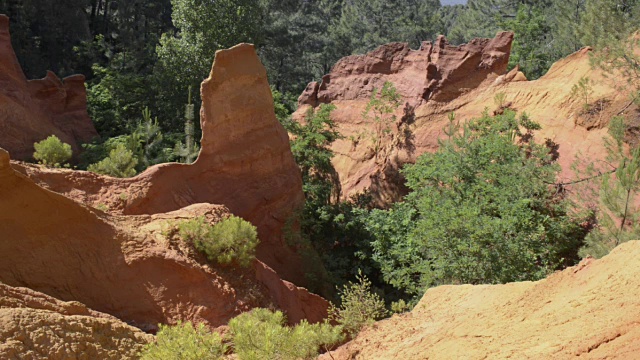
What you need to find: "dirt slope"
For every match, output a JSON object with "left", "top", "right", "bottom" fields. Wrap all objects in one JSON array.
[
  {"left": 0, "top": 14, "right": 97, "bottom": 160},
  {"left": 11, "top": 43, "right": 310, "bottom": 287},
  {"left": 0, "top": 282, "right": 152, "bottom": 359},
  {"left": 295, "top": 35, "right": 628, "bottom": 204},
  {"left": 322, "top": 241, "right": 640, "bottom": 360}
]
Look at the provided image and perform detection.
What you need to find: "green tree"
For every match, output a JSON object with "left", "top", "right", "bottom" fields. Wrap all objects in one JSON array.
[
  {"left": 140, "top": 321, "right": 226, "bottom": 360},
  {"left": 33, "top": 135, "right": 73, "bottom": 168},
  {"left": 332, "top": 0, "right": 440, "bottom": 55},
  {"left": 328, "top": 270, "right": 389, "bottom": 338},
  {"left": 228, "top": 308, "right": 343, "bottom": 360},
  {"left": 369, "top": 110, "right": 589, "bottom": 296},
  {"left": 579, "top": 117, "right": 640, "bottom": 258},
  {"left": 502, "top": 5, "right": 553, "bottom": 79},
  {"left": 153, "top": 0, "right": 263, "bottom": 132},
  {"left": 361, "top": 81, "right": 401, "bottom": 160},
  {"left": 87, "top": 143, "right": 138, "bottom": 178}
]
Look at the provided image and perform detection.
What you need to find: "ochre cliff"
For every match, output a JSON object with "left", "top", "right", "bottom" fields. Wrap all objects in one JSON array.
[
  {"left": 0, "top": 282, "right": 152, "bottom": 359},
  {"left": 12, "top": 43, "right": 310, "bottom": 287},
  {"left": 322, "top": 241, "right": 640, "bottom": 360},
  {"left": 294, "top": 34, "right": 627, "bottom": 204},
  {"left": 0, "top": 14, "right": 97, "bottom": 160},
  {"left": 0, "top": 147, "right": 327, "bottom": 332}
]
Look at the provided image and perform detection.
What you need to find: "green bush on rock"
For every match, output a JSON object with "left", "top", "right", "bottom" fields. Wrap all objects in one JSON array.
[{"left": 178, "top": 216, "right": 259, "bottom": 268}]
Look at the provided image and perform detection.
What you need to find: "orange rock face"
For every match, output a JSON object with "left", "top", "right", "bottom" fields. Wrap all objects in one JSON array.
[
  {"left": 322, "top": 241, "right": 640, "bottom": 359},
  {"left": 0, "top": 147, "right": 325, "bottom": 330},
  {"left": 0, "top": 15, "right": 97, "bottom": 160},
  {"left": 0, "top": 282, "right": 152, "bottom": 359},
  {"left": 295, "top": 34, "right": 628, "bottom": 205},
  {"left": 0, "top": 43, "right": 326, "bottom": 332},
  {"left": 12, "top": 43, "right": 308, "bottom": 287},
  {"left": 299, "top": 32, "right": 513, "bottom": 108}
]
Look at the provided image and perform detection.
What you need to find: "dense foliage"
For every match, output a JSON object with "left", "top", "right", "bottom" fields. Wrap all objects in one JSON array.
[{"left": 365, "top": 111, "right": 590, "bottom": 296}]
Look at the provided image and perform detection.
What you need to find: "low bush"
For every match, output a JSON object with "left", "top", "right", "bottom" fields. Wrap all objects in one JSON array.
[
  {"left": 139, "top": 321, "right": 226, "bottom": 360},
  {"left": 328, "top": 270, "right": 389, "bottom": 338},
  {"left": 178, "top": 216, "right": 259, "bottom": 268},
  {"left": 228, "top": 308, "right": 343, "bottom": 360},
  {"left": 87, "top": 143, "right": 138, "bottom": 177},
  {"left": 33, "top": 135, "right": 72, "bottom": 167}
]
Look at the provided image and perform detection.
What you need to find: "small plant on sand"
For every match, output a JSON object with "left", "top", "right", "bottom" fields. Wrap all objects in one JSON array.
[
  {"left": 494, "top": 91, "right": 507, "bottom": 109},
  {"left": 178, "top": 215, "right": 259, "bottom": 267},
  {"left": 571, "top": 76, "right": 594, "bottom": 112},
  {"left": 328, "top": 270, "right": 389, "bottom": 338}
]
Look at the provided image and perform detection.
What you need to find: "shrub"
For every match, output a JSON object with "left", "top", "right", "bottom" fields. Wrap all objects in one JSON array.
[
  {"left": 367, "top": 110, "right": 589, "bottom": 297},
  {"left": 178, "top": 216, "right": 259, "bottom": 268},
  {"left": 33, "top": 135, "right": 72, "bottom": 167},
  {"left": 228, "top": 308, "right": 343, "bottom": 360},
  {"left": 328, "top": 270, "right": 389, "bottom": 338},
  {"left": 87, "top": 143, "right": 138, "bottom": 177},
  {"left": 139, "top": 321, "right": 226, "bottom": 360}
]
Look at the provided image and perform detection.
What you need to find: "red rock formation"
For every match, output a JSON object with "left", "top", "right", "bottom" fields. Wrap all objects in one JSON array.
[
  {"left": 294, "top": 34, "right": 627, "bottom": 205},
  {"left": 0, "top": 282, "right": 152, "bottom": 359},
  {"left": 1, "top": 146, "right": 325, "bottom": 330},
  {"left": 322, "top": 241, "right": 640, "bottom": 359},
  {"left": 12, "top": 43, "right": 309, "bottom": 287},
  {"left": 0, "top": 14, "right": 98, "bottom": 161},
  {"left": 299, "top": 32, "right": 513, "bottom": 109}
]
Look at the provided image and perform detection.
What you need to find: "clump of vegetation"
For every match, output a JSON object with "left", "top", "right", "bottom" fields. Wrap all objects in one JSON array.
[
  {"left": 229, "top": 308, "right": 343, "bottom": 360},
  {"left": 494, "top": 91, "right": 507, "bottom": 108},
  {"left": 329, "top": 270, "right": 389, "bottom": 338},
  {"left": 361, "top": 81, "right": 401, "bottom": 161},
  {"left": 365, "top": 110, "right": 591, "bottom": 297},
  {"left": 178, "top": 216, "right": 259, "bottom": 268},
  {"left": 571, "top": 76, "right": 595, "bottom": 112},
  {"left": 87, "top": 143, "right": 138, "bottom": 178},
  {"left": 579, "top": 116, "right": 640, "bottom": 258},
  {"left": 33, "top": 135, "right": 72, "bottom": 168},
  {"left": 139, "top": 321, "right": 226, "bottom": 360}
]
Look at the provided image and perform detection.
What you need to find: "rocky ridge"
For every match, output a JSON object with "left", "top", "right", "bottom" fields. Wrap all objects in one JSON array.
[
  {"left": 322, "top": 241, "right": 640, "bottom": 359},
  {"left": 0, "top": 282, "right": 152, "bottom": 359},
  {"left": 0, "top": 14, "right": 97, "bottom": 161},
  {"left": 294, "top": 34, "right": 627, "bottom": 204}
]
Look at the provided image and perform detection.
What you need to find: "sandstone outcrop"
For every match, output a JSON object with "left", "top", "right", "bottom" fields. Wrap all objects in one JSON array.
[
  {"left": 0, "top": 14, "right": 97, "bottom": 161},
  {"left": 12, "top": 43, "right": 309, "bottom": 287},
  {"left": 294, "top": 35, "right": 628, "bottom": 204},
  {"left": 299, "top": 32, "right": 513, "bottom": 109},
  {"left": 322, "top": 241, "right": 640, "bottom": 360},
  {"left": 0, "top": 282, "right": 151, "bottom": 359},
  {"left": 0, "top": 144, "right": 325, "bottom": 332}
]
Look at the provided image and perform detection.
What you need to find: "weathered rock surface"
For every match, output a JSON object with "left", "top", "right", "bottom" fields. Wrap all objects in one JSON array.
[
  {"left": 0, "top": 282, "right": 151, "bottom": 359},
  {"left": 0, "top": 145, "right": 325, "bottom": 332},
  {"left": 0, "top": 14, "right": 97, "bottom": 161},
  {"left": 12, "top": 43, "right": 309, "bottom": 287},
  {"left": 322, "top": 241, "right": 640, "bottom": 360},
  {"left": 294, "top": 35, "right": 626, "bottom": 204},
  {"left": 299, "top": 32, "right": 513, "bottom": 108}
]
